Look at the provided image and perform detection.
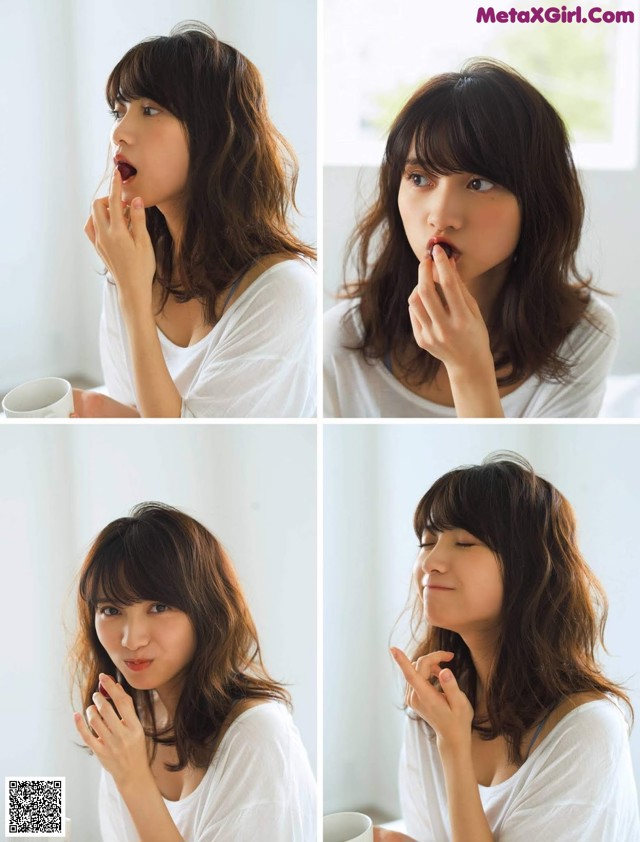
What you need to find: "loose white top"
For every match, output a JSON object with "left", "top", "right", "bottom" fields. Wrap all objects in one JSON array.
[
  {"left": 99, "top": 702, "right": 316, "bottom": 842},
  {"left": 323, "top": 296, "right": 616, "bottom": 418},
  {"left": 100, "top": 259, "right": 317, "bottom": 418},
  {"left": 399, "top": 699, "right": 640, "bottom": 842}
]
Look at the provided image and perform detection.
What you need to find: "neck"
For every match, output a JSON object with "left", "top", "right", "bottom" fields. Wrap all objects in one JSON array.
[
  {"left": 153, "top": 674, "right": 185, "bottom": 723},
  {"left": 458, "top": 626, "right": 501, "bottom": 712},
  {"left": 156, "top": 200, "right": 186, "bottom": 253}
]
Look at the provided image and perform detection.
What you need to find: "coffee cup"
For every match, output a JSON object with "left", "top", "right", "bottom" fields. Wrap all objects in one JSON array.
[
  {"left": 323, "top": 811, "right": 373, "bottom": 842},
  {"left": 2, "top": 378, "right": 74, "bottom": 418}
]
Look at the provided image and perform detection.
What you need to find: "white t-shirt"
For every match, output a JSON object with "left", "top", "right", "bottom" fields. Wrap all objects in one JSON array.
[
  {"left": 99, "top": 702, "right": 316, "bottom": 842},
  {"left": 323, "top": 296, "right": 617, "bottom": 418},
  {"left": 399, "top": 699, "right": 640, "bottom": 842},
  {"left": 100, "top": 259, "right": 317, "bottom": 418}
]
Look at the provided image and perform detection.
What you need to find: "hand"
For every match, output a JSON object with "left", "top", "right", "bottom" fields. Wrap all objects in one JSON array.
[
  {"left": 391, "top": 647, "right": 473, "bottom": 752},
  {"left": 408, "top": 245, "right": 494, "bottom": 379},
  {"left": 71, "top": 389, "right": 140, "bottom": 418},
  {"left": 373, "top": 829, "right": 417, "bottom": 842},
  {"left": 84, "top": 168, "right": 156, "bottom": 317},
  {"left": 74, "top": 673, "right": 150, "bottom": 790}
]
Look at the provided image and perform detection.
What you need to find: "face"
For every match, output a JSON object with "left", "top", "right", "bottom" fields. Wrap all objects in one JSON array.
[
  {"left": 110, "top": 98, "right": 190, "bottom": 213},
  {"left": 397, "top": 143, "right": 521, "bottom": 289},
  {"left": 95, "top": 598, "right": 197, "bottom": 694},
  {"left": 414, "top": 528, "right": 503, "bottom": 636}
]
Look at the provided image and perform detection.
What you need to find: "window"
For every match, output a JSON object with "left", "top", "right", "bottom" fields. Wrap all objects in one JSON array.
[{"left": 325, "top": 0, "right": 639, "bottom": 169}]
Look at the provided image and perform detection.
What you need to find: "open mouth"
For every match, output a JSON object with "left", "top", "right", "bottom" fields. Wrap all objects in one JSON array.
[
  {"left": 426, "top": 238, "right": 461, "bottom": 261},
  {"left": 116, "top": 162, "right": 138, "bottom": 182}
]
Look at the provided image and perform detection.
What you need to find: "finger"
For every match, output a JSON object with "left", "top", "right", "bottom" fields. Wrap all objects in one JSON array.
[
  {"left": 99, "top": 673, "right": 134, "bottom": 722},
  {"left": 128, "top": 196, "right": 149, "bottom": 243},
  {"left": 438, "top": 667, "right": 465, "bottom": 709},
  {"left": 73, "top": 712, "right": 101, "bottom": 754},
  {"left": 85, "top": 704, "right": 110, "bottom": 741},
  {"left": 431, "top": 245, "right": 467, "bottom": 313},
  {"left": 91, "top": 197, "right": 110, "bottom": 240},
  {"left": 408, "top": 287, "right": 432, "bottom": 331},
  {"left": 417, "top": 259, "right": 447, "bottom": 320},
  {"left": 91, "top": 691, "right": 120, "bottom": 729},
  {"left": 390, "top": 647, "right": 429, "bottom": 689},
  {"left": 84, "top": 215, "right": 97, "bottom": 246},
  {"left": 414, "top": 651, "right": 455, "bottom": 679},
  {"left": 108, "top": 168, "right": 126, "bottom": 231},
  {"left": 409, "top": 305, "right": 433, "bottom": 349}
]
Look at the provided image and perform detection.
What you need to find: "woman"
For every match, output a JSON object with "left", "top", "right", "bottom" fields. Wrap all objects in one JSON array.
[
  {"left": 70, "top": 503, "right": 315, "bottom": 841},
  {"left": 75, "top": 22, "right": 316, "bottom": 418},
  {"left": 377, "top": 454, "right": 638, "bottom": 840},
  {"left": 324, "top": 60, "right": 615, "bottom": 418}
]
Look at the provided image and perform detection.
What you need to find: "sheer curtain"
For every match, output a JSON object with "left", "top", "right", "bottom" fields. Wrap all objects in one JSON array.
[{"left": 0, "top": 0, "right": 316, "bottom": 395}]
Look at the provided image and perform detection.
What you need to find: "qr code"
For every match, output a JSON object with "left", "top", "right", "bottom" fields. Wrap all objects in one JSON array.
[{"left": 5, "top": 777, "right": 65, "bottom": 837}]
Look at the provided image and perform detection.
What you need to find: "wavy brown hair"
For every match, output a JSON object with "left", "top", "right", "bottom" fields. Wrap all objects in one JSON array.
[
  {"left": 407, "top": 452, "right": 632, "bottom": 765},
  {"left": 105, "top": 21, "right": 315, "bottom": 324},
  {"left": 70, "top": 502, "right": 290, "bottom": 772},
  {"left": 345, "top": 59, "right": 606, "bottom": 387}
]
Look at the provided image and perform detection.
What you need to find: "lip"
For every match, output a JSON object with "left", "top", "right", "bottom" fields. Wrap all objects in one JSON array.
[
  {"left": 123, "top": 659, "right": 153, "bottom": 672},
  {"left": 426, "top": 237, "right": 461, "bottom": 261},
  {"left": 426, "top": 585, "right": 455, "bottom": 590},
  {"left": 113, "top": 154, "right": 138, "bottom": 184}
]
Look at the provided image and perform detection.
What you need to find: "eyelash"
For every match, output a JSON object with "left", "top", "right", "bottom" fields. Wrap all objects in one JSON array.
[
  {"left": 109, "top": 105, "right": 160, "bottom": 121},
  {"left": 405, "top": 172, "right": 494, "bottom": 192},
  {"left": 418, "top": 541, "right": 475, "bottom": 549},
  {"left": 97, "top": 603, "right": 170, "bottom": 616}
]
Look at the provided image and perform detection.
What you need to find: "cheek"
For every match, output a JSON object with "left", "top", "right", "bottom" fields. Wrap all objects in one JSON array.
[
  {"left": 484, "top": 199, "right": 521, "bottom": 247},
  {"left": 95, "top": 621, "right": 114, "bottom": 652},
  {"left": 397, "top": 186, "right": 415, "bottom": 229}
]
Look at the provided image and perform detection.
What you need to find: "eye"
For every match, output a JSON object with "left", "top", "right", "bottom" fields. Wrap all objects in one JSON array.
[
  {"left": 97, "top": 605, "right": 119, "bottom": 617},
  {"left": 406, "top": 171, "right": 430, "bottom": 188},
  {"left": 142, "top": 105, "right": 161, "bottom": 117},
  {"left": 468, "top": 177, "right": 495, "bottom": 193},
  {"left": 150, "top": 603, "right": 170, "bottom": 613},
  {"left": 109, "top": 109, "right": 123, "bottom": 121},
  {"left": 455, "top": 542, "right": 475, "bottom": 548}
]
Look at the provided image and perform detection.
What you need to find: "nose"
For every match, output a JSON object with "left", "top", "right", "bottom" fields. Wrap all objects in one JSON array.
[
  {"left": 111, "top": 109, "right": 134, "bottom": 148},
  {"left": 426, "top": 180, "right": 463, "bottom": 232},
  {"left": 121, "top": 615, "right": 150, "bottom": 651},
  {"left": 422, "top": 541, "right": 449, "bottom": 576}
]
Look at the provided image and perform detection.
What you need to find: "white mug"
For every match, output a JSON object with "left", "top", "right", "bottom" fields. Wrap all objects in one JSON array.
[
  {"left": 2, "top": 377, "right": 74, "bottom": 418},
  {"left": 324, "top": 811, "right": 373, "bottom": 842}
]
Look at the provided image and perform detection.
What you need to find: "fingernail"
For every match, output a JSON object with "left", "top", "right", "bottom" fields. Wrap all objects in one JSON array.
[
  {"left": 132, "top": 197, "right": 143, "bottom": 209},
  {"left": 390, "top": 647, "right": 398, "bottom": 659},
  {"left": 440, "top": 668, "right": 452, "bottom": 682}
]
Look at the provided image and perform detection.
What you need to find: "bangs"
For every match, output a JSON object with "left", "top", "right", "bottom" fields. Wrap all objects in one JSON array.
[
  {"left": 412, "top": 107, "right": 496, "bottom": 181},
  {"left": 79, "top": 518, "right": 188, "bottom": 611},
  {"left": 413, "top": 467, "right": 498, "bottom": 551},
  {"left": 392, "top": 71, "right": 522, "bottom": 193},
  {"left": 106, "top": 38, "right": 182, "bottom": 117}
]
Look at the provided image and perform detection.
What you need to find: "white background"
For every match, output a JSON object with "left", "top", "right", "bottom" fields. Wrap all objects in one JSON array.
[
  {"left": 324, "top": 423, "right": 640, "bottom": 818},
  {"left": 0, "top": 423, "right": 316, "bottom": 841},
  {"left": 0, "top": 0, "right": 316, "bottom": 395}
]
